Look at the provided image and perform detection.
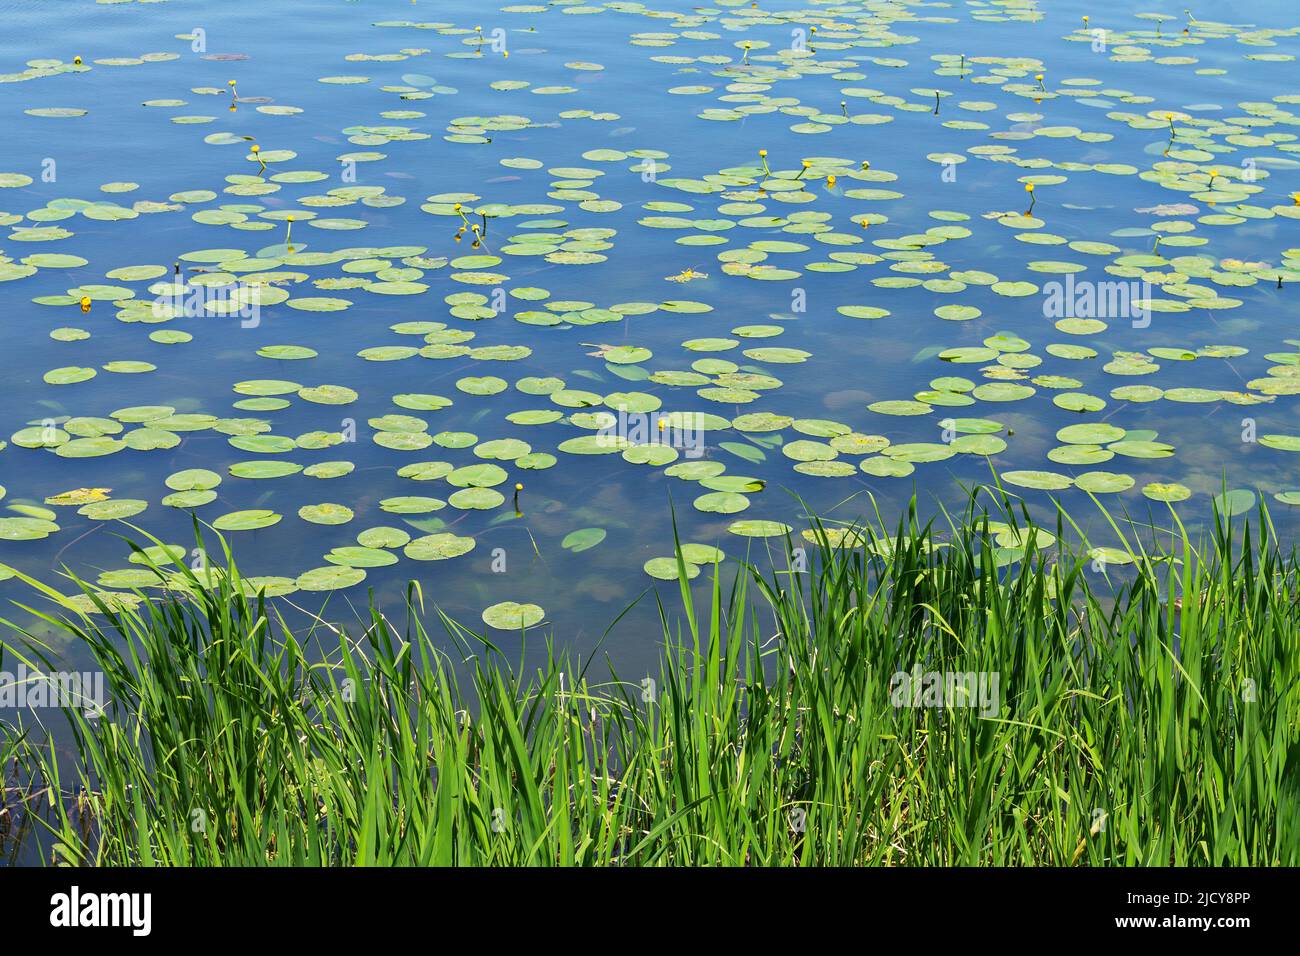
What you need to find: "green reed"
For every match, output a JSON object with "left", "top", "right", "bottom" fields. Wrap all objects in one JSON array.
[{"left": 0, "top": 485, "right": 1296, "bottom": 865}]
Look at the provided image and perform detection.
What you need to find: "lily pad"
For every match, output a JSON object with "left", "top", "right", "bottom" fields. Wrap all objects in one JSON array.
[{"left": 482, "top": 601, "right": 546, "bottom": 630}]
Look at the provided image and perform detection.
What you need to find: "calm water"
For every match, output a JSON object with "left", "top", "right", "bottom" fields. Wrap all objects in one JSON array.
[{"left": 1, "top": 0, "right": 1299, "bottom": 686}]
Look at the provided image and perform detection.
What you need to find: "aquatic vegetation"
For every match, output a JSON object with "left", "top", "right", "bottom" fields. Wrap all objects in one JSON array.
[
  {"left": 1, "top": 488, "right": 1297, "bottom": 865},
  {"left": 0, "top": 1, "right": 1299, "bottom": 635}
]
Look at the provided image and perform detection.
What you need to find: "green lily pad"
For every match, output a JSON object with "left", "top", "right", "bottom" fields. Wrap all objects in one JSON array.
[
  {"left": 1143, "top": 482, "right": 1191, "bottom": 503},
  {"left": 296, "top": 566, "right": 367, "bottom": 592},
  {"left": 212, "top": 510, "right": 282, "bottom": 531},
  {"left": 299, "top": 503, "right": 355, "bottom": 526},
  {"left": 78, "top": 499, "right": 148, "bottom": 520},
  {"left": 561, "top": 528, "right": 606, "bottom": 552},
  {"left": 1002, "top": 471, "right": 1074, "bottom": 491},
  {"left": 644, "top": 557, "right": 699, "bottom": 581},
  {"left": 404, "top": 533, "right": 475, "bottom": 560},
  {"left": 482, "top": 601, "right": 546, "bottom": 629}
]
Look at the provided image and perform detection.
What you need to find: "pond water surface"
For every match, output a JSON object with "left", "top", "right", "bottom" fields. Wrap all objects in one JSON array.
[{"left": 1, "top": 0, "right": 1299, "bottom": 680}]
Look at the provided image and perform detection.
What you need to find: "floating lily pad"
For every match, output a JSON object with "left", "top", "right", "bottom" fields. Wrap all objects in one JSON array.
[
  {"left": 644, "top": 557, "right": 699, "bottom": 581},
  {"left": 404, "top": 533, "right": 475, "bottom": 561},
  {"left": 299, "top": 503, "right": 355, "bottom": 526},
  {"left": 482, "top": 601, "right": 545, "bottom": 630},
  {"left": 212, "top": 510, "right": 282, "bottom": 531},
  {"left": 296, "top": 566, "right": 366, "bottom": 592}
]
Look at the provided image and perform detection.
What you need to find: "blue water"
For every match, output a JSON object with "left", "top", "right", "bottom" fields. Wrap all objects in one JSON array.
[{"left": 0, "top": 0, "right": 1298, "bottom": 689}]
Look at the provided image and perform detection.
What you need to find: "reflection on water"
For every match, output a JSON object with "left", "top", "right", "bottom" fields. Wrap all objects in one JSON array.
[{"left": 0, "top": 0, "right": 1298, "bottom": 689}]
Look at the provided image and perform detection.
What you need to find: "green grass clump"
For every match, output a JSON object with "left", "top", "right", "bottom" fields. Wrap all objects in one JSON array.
[{"left": 1, "top": 487, "right": 1297, "bottom": 865}]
